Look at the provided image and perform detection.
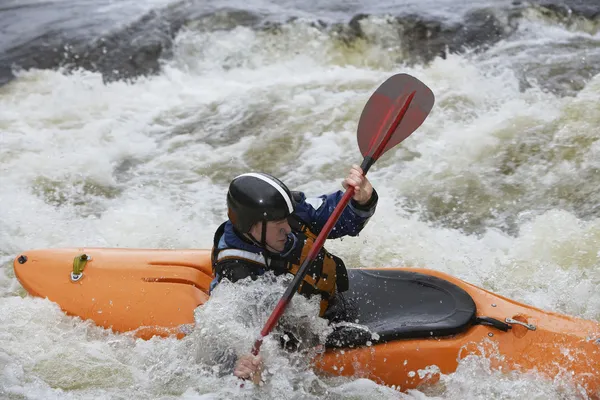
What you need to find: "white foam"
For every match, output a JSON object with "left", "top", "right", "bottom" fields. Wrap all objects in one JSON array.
[{"left": 1, "top": 13, "right": 599, "bottom": 400}]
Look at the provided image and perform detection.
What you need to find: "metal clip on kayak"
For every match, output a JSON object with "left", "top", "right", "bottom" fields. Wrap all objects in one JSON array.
[
  {"left": 505, "top": 317, "right": 536, "bottom": 331},
  {"left": 71, "top": 254, "right": 91, "bottom": 282}
]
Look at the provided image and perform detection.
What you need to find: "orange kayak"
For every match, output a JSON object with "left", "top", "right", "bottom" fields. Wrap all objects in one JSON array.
[{"left": 13, "top": 248, "right": 600, "bottom": 396}]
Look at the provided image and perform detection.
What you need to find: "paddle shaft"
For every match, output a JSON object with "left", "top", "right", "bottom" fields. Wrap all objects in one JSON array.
[{"left": 251, "top": 91, "right": 417, "bottom": 355}]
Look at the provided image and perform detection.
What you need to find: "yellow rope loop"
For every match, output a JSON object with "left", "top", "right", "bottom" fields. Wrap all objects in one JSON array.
[{"left": 71, "top": 254, "right": 90, "bottom": 282}]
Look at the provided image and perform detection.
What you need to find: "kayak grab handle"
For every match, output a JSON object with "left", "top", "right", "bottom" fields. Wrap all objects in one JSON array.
[
  {"left": 506, "top": 317, "right": 536, "bottom": 331},
  {"left": 475, "top": 316, "right": 537, "bottom": 332}
]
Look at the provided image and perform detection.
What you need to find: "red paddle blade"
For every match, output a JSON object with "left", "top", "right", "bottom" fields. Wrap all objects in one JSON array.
[{"left": 357, "top": 74, "right": 435, "bottom": 159}]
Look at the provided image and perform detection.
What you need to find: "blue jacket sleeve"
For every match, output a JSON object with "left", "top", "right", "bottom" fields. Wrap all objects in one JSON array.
[{"left": 292, "top": 189, "right": 378, "bottom": 239}]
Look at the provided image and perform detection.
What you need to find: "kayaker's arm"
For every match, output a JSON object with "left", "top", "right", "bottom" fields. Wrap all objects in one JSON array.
[{"left": 293, "top": 188, "right": 378, "bottom": 239}]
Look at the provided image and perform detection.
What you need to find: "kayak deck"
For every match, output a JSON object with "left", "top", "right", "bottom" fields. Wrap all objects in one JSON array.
[{"left": 14, "top": 248, "right": 213, "bottom": 338}]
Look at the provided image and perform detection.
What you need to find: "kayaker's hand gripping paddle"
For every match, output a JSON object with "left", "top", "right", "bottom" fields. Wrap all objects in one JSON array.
[{"left": 251, "top": 73, "right": 435, "bottom": 356}]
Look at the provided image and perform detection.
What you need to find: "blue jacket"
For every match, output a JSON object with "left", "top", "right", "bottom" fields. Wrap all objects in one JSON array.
[{"left": 210, "top": 189, "right": 378, "bottom": 292}]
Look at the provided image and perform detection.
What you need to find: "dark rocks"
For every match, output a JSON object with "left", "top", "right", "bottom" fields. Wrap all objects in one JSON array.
[
  {"left": 1, "top": 1, "right": 600, "bottom": 86},
  {"left": 0, "top": 5, "right": 264, "bottom": 85}
]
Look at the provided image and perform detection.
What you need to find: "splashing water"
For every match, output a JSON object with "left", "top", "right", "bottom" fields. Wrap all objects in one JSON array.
[{"left": 1, "top": 2, "right": 600, "bottom": 399}]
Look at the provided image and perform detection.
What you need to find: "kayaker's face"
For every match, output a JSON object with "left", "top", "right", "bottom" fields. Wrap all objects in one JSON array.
[{"left": 250, "top": 219, "right": 291, "bottom": 252}]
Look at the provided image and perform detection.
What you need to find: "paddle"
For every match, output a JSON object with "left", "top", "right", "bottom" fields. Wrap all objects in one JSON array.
[{"left": 251, "top": 73, "right": 435, "bottom": 356}]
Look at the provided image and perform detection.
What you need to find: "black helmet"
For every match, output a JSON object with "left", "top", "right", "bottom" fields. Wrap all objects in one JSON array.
[{"left": 227, "top": 172, "right": 295, "bottom": 233}]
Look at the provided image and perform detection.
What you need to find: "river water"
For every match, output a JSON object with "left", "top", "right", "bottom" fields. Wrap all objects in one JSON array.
[{"left": 1, "top": 0, "right": 599, "bottom": 398}]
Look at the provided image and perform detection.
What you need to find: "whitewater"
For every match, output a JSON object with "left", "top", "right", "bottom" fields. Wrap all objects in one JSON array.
[{"left": 1, "top": 0, "right": 600, "bottom": 398}]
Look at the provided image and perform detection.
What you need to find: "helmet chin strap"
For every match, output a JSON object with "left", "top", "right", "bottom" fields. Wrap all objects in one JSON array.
[
  {"left": 247, "top": 219, "right": 276, "bottom": 253},
  {"left": 247, "top": 219, "right": 293, "bottom": 255},
  {"left": 260, "top": 219, "right": 268, "bottom": 250}
]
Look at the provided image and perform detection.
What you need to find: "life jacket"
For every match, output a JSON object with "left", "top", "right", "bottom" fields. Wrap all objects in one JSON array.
[{"left": 211, "top": 216, "right": 349, "bottom": 316}]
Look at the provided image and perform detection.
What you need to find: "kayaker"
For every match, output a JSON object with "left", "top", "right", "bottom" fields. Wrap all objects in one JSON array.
[{"left": 210, "top": 165, "right": 378, "bottom": 382}]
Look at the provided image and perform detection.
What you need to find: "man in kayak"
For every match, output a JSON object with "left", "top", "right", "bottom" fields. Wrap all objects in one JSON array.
[{"left": 210, "top": 166, "right": 378, "bottom": 382}]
